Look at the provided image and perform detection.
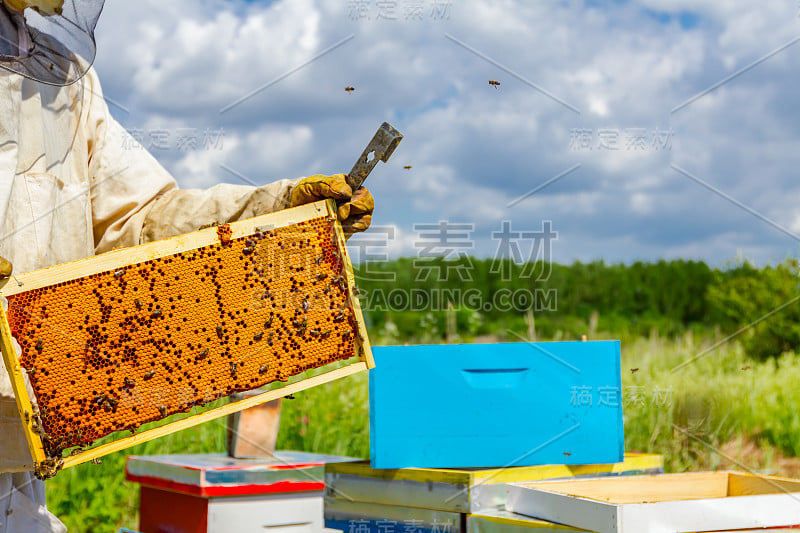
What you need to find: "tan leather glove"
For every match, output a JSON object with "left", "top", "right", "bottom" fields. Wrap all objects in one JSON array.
[
  {"left": 290, "top": 174, "right": 374, "bottom": 236},
  {"left": 0, "top": 255, "right": 12, "bottom": 282},
  {"left": 4, "top": 0, "right": 64, "bottom": 15}
]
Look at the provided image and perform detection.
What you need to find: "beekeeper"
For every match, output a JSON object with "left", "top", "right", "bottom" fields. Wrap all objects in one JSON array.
[{"left": 0, "top": 1, "right": 373, "bottom": 531}]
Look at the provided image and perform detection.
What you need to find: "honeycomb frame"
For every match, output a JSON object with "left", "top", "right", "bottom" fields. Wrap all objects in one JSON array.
[{"left": 0, "top": 200, "right": 373, "bottom": 479}]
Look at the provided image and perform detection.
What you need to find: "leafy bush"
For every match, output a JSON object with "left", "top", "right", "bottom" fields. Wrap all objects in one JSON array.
[{"left": 707, "top": 259, "right": 800, "bottom": 360}]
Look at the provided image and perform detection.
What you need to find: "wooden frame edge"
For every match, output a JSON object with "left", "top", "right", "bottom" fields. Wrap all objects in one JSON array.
[
  {"left": 326, "top": 200, "right": 375, "bottom": 369},
  {"left": 62, "top": 362, "right": 367, "bottom": 470},
  {"left": 0, "top": 304, "right": 47, "bottom": 466},
  {"left": 0, "top": 199, "right": 375, "bottom": 476}
]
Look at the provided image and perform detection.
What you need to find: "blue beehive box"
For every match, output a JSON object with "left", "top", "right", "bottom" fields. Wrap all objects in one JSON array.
[{"left": 369, "top": 341, "right": 624, "bottom": 469}]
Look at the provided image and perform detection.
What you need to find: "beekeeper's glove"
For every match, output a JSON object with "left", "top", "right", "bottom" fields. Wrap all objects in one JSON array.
[
  {"left": 0, "top": 255, "right": 12, "bottom": 281},
  {"left": 3, "top": 0, "right": 64, "bottom": 15},
  {"left": 290, "top": 174, "right": 374, "bottom": 236}
]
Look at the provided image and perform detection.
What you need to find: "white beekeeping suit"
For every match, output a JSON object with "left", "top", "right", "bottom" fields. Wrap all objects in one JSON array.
[
  {"left": 0, "top": 67, "right": 299, "bottom": 530},
  {"left": 0, "top": 1, "right": 373, "bottom": 531}
]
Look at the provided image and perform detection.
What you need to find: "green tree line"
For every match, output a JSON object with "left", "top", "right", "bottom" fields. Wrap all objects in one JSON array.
[{"left": 353, "top": 257, "right": 800, "bottom": 360}]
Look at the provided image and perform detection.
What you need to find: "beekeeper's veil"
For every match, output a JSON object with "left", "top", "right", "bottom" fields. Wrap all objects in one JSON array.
[{"left": 0, "top": 0, "right": 104, "bottom": 86}]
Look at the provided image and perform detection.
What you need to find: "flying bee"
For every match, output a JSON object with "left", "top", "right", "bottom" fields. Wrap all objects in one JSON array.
[
  {"left": 151, "top": 309, "right": 162, "bottom": 319},
  {"left": 259, "top": 365, "right": 269, "bottom": 374},
  {"left": 35, "top": 338, "right": 43, "bottom": 353},
  {"left": 345, "top": 86, "right": 355, "bottom": 93},
  {"left": 630, "top": 368, "right": 639, "bottom": 374},
  {"left": 144, "top": 369, "right": 156, "bottom": 380},
  {"left": 198, "top": 348, "right": 209, "bottom": 360},
  {"left": 158, "top": 405, "right": 167, "bottom": 417},
  {"left": 563, "top": 452, "right": 571, "bottom": 457},
  {"left": 742, "top": 365, "right": 751, "bottom": 371},
  {"left": 489, "top": 80, "right": 500, "bottom": 88},
  {"left": 403, "top": 165, "right": 412, "bottom": 170},
  {"left": 134, "top": 299, "right": 143, "bottom": 310},
  {"left": 253, "top": 332, "right": 264, "bottom": 342},
  {"left": 216, "top": 325, "right": 224, "bottom": 338},
  {"left": 124, "top": 377, "right": 136, "bottom": 388},
  {"left": 114, "top": 269, "right": 125, "bottom": 278}
]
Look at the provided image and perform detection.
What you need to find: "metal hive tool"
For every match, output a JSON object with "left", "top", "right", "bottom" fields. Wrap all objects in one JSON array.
[{"left": 0, "top": 200, "right": 373, "bottom": 479}]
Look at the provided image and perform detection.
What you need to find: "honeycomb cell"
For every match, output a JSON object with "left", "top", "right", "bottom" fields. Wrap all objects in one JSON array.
[{"left": 7, "top": 217, "right": 359, "bottom": 458}]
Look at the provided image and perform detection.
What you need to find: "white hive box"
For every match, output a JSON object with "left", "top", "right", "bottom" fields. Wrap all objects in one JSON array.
[{"left": 506, "top": 472, "right": 800, "bottom": 533}]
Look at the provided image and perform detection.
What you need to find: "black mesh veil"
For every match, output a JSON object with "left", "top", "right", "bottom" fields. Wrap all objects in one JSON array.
[{"left": 0, "top": 0, "right": 104, "bottom": 86}]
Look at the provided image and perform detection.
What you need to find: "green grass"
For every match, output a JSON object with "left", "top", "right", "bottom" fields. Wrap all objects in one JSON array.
[
  {"left": 46, "top": 332, "right": 800, "bottom": 532},
  {"left": 619, "top": 332, "right": 800, "bottom": 473},
  {"left": 46, "top": 371, "right": 370, "bottom": 533}
]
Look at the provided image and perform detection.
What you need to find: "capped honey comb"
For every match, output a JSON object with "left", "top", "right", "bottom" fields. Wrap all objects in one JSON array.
[{"left": 4, "top": 212, "right": 362, "bottom": 460}]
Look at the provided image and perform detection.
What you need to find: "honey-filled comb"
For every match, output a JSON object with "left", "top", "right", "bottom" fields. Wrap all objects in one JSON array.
[{"left": 0, "top": 200, "right": 372, "bottom": 479}]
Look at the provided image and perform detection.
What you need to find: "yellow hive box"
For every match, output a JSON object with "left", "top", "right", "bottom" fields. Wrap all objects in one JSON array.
[{"left": 0, "top": 200, "right": 372, "bottom": 479}]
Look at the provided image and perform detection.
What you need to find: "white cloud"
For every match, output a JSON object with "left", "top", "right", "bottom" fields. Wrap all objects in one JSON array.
[{"left": 91, "top": 0, "right": 800, "bottom": 265}]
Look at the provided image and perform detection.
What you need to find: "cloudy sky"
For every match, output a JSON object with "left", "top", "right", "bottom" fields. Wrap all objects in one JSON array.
[{"left": 92, "top": 0, "right": 800, "bottom": 266}]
